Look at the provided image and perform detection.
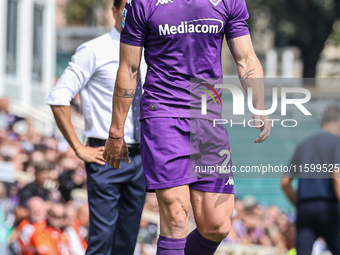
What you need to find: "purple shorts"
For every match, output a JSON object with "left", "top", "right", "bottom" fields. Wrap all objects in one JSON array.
[{"left": 140, "top": 118, "right": 234, "bottom": 194}]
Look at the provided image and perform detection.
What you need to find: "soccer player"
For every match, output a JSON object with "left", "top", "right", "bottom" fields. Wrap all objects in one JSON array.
[
  {"left": 104, "top": 0, "right": 271, "bottom": 254},
  {"left": 47, "top": 0, "right": 146, "bottom": 254}
]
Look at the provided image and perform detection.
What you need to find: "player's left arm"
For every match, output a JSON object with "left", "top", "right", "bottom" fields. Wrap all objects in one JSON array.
[
  {"left": 103, "top": 43, "right": 143, "bottom": 169},
  {"left": 227, "top": 34, "right": 271, "bottom": 143}
]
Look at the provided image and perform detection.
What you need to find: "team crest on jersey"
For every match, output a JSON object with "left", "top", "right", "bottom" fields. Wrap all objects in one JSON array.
[
  {"left": 155, "top": 0, "right": 173, "bottom": 6},
  {"left": 149, "top": 103, "right": 156, "bottom": 110},
  {"left": 209, "top": 0, "right": 222, "bottom": 7}
]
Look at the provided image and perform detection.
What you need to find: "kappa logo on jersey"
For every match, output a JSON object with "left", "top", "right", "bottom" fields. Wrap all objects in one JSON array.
[
  {"left": 156, "top": 0, "right": 173, "bottom": 6},
  {"left": 122, "top": 8, "right": 127, "bottom": 28},
  {"left": 209, "top": 0, "right": 222, "bottom": 7},
  {"left": 127, "top": 0, "right": 132, "bottom": 7},
  {"left": 159, "top": 18, "right": 224, "bottom": 36},
  {"left": 225, "top": 176, "right": 234, "bottom": 185}
]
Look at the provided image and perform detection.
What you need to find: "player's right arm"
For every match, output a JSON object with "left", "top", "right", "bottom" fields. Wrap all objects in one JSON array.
[
  {"left": 47, "top": 46, "right": 105, "bottom": 165},
  {"left": 104, "top": 43, "right": 143, "bottom": 169},
  {"left": 104, "top": 0, "right": 147, "bottom": 169}
]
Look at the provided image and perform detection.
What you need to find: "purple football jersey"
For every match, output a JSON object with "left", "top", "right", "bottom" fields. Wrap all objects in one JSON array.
[{"left": 121, "top": 0, "right": 249, "bottom": 120}]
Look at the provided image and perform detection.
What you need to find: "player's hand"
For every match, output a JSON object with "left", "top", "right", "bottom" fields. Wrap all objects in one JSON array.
[
  {"left": 252, "top": 113, "right": 271, "bottom": 143},
  {"left": 76, "top": 145, "right": 106, "bottom": 165},
  {"left": 103, "top": 137, "right": 130, "bottom": 169}
]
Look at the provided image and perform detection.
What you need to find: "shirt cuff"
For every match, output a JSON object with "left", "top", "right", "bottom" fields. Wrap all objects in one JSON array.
[
  {"left": 120, "top": 38, "right": 145, "bottom": 47},
  {"left": 46, "top": 95, "right": 71, "bottom": 106},
  {"left": 226, "top": 29, "right": 250, "bottom": 40}
]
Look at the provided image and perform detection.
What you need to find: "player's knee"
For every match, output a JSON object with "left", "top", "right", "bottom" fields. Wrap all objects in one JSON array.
[
  {"left": 200, "top": 218, "right": 231, "bottom": 242},
  {"left": 168, "top": 202, "right": 189, "bottom": 227},
  {"left": 168, "top": 213, "right": 187, "bottom": 234},
  {"left": 160, "top": 199, "right": 189, "bottom": 234}
]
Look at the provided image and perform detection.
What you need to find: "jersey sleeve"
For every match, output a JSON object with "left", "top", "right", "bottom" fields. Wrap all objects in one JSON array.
[
  {"left": 225, "top": 0, "right": 250, "bottom": 40},
  {"left": 120, "top": 0, "right": 148, "bottom": 47}
]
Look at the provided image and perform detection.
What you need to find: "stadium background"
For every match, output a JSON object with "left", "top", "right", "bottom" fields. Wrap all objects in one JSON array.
[{"left": 0, "top": 0, "right": 340, "bottom": 254}]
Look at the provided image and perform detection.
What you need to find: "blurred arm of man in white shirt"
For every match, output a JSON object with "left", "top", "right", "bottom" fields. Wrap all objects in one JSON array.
[
  {"left": 47, "top": 3, "right": 145, "bottom": 165},
  {"left": 48, "top": 41, "right": 106, "bottom": 165}
]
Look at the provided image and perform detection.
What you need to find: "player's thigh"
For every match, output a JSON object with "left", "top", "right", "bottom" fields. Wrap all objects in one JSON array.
[
  {"left": 155, "top": 185, "right": 191, "bottom": 235},
  {"left": 190, "top": 189, "right": 234, "bottom": 234}
]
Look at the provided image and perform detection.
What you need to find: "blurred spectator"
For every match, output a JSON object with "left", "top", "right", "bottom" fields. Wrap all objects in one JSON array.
[
  {"left": 66, "top": 204, "right": 89, "bottom": 255},
  {"left": 0, "top": 97, "right": 23, "bottom": 131},
  {"left": 30, "top": 203, "right": 69, "bottom": 255},
  {"left": 19, "top": 161, "right": 51, "bottom": 207},
  {"left": 16, "top": 197, "right": 47, "bottom": 255},
  {"left": 43, "top": 138, "right": 59, "bottom": 163},
  {"left": 16, "top": 161, "right": 51, "bottom": 223},
  {"left": 58, "top": 169, "right": 85, "bottom": 203},
  {"left": 0, "top": 182, "right": 16, "bottom": 227}
]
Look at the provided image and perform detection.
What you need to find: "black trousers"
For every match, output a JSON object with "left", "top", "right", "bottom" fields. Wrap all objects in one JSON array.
[
  {"left": 296, "top": 199, "right": 340, "bottom": 255},
  {"left": 85, "top": 139, "right": 146, "bottom": 255}
]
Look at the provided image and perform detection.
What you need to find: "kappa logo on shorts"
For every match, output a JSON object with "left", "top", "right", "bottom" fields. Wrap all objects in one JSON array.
[
  {"left": 225, "top": 176, "right": 234, "bottom": 185},
  {"left": 156, "top": 0, "right": 173, "bottom": 6},
  {"left": 209, "top": 0, "right": 222, "bottom": 7},
  {"left": 149, "top": 103, "right": 156, "bottom": 110}
]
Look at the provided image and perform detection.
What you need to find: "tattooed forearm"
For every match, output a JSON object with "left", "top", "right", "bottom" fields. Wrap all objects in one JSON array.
[
  {"left": 227, "top": 39, "right": 236, "bottom": 58},
  {"left": 114, "top": 87, "right": 136, "bottom": 98},
  {"left": 240, "top": 69, "right": 255, "bottom": 85}
]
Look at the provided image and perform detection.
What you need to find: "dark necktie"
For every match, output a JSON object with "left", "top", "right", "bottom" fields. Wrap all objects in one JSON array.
[{"left": 132, "top": 77, "right": 142, "bottom": 142}]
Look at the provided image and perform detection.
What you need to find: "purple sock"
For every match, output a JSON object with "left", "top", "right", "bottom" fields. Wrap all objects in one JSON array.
[
  {"left": 184, "top": 228, "right": 221, "bottom": 255},
  {"left": 156, "top": 235, "right": 186, "bottom": 255}
]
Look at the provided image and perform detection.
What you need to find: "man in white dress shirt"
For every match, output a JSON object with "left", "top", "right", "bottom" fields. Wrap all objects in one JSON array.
[{"left": 47, "top": 0, "right": 146, "bottom": 254}]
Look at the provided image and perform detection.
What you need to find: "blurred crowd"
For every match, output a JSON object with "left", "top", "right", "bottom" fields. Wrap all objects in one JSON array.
[
  {"left": 224, "top": 198, "right": 295, "bottom": 249},
  {"left": 0, "top": 96, "right": 89, "bottom": 255},
  {"left": 0, "top": 96, "right": 310, "bottom": 255}
]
